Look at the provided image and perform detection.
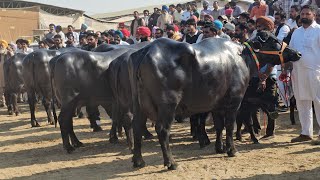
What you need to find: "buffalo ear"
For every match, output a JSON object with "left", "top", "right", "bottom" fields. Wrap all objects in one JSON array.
[{"left": 252, "top": 41, "right": 262, "bottom": 50}]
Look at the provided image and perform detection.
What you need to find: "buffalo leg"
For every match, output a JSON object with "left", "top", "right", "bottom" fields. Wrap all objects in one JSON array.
[
  {"left": 143, "top": 118, "right": 153, "bottom": 139},
  {"left": 190, "top": 115, "right": 198, "bottom": 140},
  {"left": 156, "top": 104, "right": 177, "bottom": 170},
  {"left": 110, "top": 103, "right": 120, "bottom": 143},
  {"left": 27, "top": 90, "right": 40, "bottom": 127},
  {"left": 86, "top": 105, "right": 102, "bottom": 132},
  {"left": 213, "top": 112, "right": 225, "bottom": 154},
  {"left": 69, "top": 116, "right": 83, "bottom": 148},
  {"left": 290, "top": 96, "right": 296, "bottom": 125},
  {"left": 242, "top": 109, "right": 259, "bottom": 144},
  {"left": 59, "top": 105, "right": 76, "bottom": 153},
  {"left": 252, "top": 109, "right": 261, "bottom": 134},
  {"left": 42, "top": 97, "right": 54, "bottom": 125},
  {"left": 122, "top": 110, "right": 133, "bottom": 152},
  {"left": 132, "top": 108, "right": 146, "bottom": 168},
  {"left": 235, "top": 110, "right": 244, "bottom": 141},
  {"left": 12, "top": 93, "right": 19, "bottom": 116},
  {"left": 225, "top": 111, "right": 238, "bottom": 157},
  {"left": 195, "top": 112, "right": 210, "bottom": 148},
  {"left": 5, "top": 92, "right": 13, "bottom": 115}
]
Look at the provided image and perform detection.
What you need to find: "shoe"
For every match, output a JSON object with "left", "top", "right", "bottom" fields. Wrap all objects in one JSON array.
[
  {"left": 260, "top": 134, "right": 275, "bottom": 140},
  {"left": 311, "top": 136, "right": 320, "bottom": 145},
  {"left": 291, "top": 134, "right": 312, "bottom": 143}
]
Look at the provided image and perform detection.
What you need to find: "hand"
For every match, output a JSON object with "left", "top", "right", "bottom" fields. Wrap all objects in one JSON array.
[{"left": 279, "top": 72, "right": 288, "bottom": 82}]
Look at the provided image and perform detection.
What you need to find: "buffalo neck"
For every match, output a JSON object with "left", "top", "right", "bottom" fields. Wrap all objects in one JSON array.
[{"left": 241, "top": 41, "right": 260, "bottom": 79}]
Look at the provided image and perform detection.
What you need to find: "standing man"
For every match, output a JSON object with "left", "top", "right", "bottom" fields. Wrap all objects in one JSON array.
[
  {"left": 148, "top": 8, "right": 161, "bottom": 31},
  {"left": 67, "top": 25, "right": 79, "bottom": 44},
  {"left": 49, "top": 35, "right": 65, "bottom": 50},
  {"left": 143, "top": 10, "right": 150, "bottom": 27},
  {"left": 55, "top": 25, "right": 66, "bottom": 43},
  {"left": 130, "top": 11, "right": 146, "bottom": 38},
  {"left": 202, "top": 23, "right": 219, "bottom": 39},
  {"left": 182, "top": 18, "right": 203, "bottom": 44},
  {"left": 157, "top": 5, "right": 173, "bottom": 30},
  {"left": 182, "top": 3, "right": 193, "bottom": 21},
  {"left": 287, "top": 5, "right": 301, "bottom": 29},
  {"left": 289, "top": 5, "right": 320, "bottom": 143},
  {"left": 166, "top": 24, "right": 181, "bottom": 41},
  {"left": 200, "top": 0, "right": 212, "bottom": 21},
  {"left": 45, "top": 24, "right": 56, "bottom": 39},
  {"left": 273, "top": 0, "right": 310, "bottom": 20},
  {"left": 250, "top": 0, "right": 269, "bottom": 20},
  {"left": 274, "top": 11, "right": 291, "bottom": 109},
  {"left": 275, "top": 11, "right": 290, "bottom": 42},
  {"left": 170, "top": 4, "right": 184, "bottom": 23},
  {"left": 0, "top": 40, "right": 9, "bottom": 107},
  {"left": 211, "top": 1, "right": 223, "bottom": 20},
  {"left": 81, "top": 33, "right": 98, "bottom": 51},
  {"left": 154, "top": 28, "right": 164, "bottom": 39},
  {"left": 229, "top": 0, "right": 244, "bottom": 18},
  {"left": 213, "top": 20, "right": 231, "bottom": 40},
  {"left": 137, "top": 26, "right": 151, "bottom": 42}
]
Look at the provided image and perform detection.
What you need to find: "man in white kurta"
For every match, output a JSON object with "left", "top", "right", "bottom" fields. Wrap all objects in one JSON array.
[{"left": 289, "top": 5, "right": 320, "bottom": 142}]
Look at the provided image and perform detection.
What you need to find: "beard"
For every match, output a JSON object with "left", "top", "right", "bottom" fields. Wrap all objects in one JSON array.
[
  {"left": 140, "top": 37, "right": 148, "bottom": 42},
  {"left": 233, "top": 33, "right": 243, "bottom": 39},
  {"left": 301, "top": 18, "right": 313, "bottom": 25},
  {"left": 289, "top": 14, "right": 295, "bottom": 19},
  {"left": 167, "top": 32, "right": 174, "bottom": 38}
]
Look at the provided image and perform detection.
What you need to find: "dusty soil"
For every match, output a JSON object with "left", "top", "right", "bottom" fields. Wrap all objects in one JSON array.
[{"left": 0, "top": 103, "right": 320, "bottom": 180}]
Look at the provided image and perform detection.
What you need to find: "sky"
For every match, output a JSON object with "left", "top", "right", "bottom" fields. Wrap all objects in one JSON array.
[{"left": 26, "top": 0, "right": 192, "bottom": 15}]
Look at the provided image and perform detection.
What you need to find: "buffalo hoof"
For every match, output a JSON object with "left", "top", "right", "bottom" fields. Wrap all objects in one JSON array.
[
  {"left": 8, "top": 111, "right": 13, "bottom": 115},
  {"left": 15, "top": 111, "right": 20, "bottom": 116},
  {"left": 93, "top": 126, "right": 103, "bottom": 132},
  {"left": 133, "top": 156, "right": 145, "bottom": 168},
  {"left": 72, "top": 141, "right": 84, "bottom": 148},
  {"left": 31, "top": 121, "right": 41, "bottom": 127},
  {"left": 235, "top": 133, "right": 242, "bottom": 141},
  {"left": 109, "top": 137, "right": 119, "bottom": 144},
  {"left": 144, "top": 131, "right": 154, "bottom": 140},
  {"left": 253, "top": 140, "right": 260, "bottom": 144},
  {"left": 48, "top": 120, "right": 54, "bottom": 125},
  {"left": 215, "top": 146, "right": 226, "bottom": 154},
  {"left": 78, "top": 111, "right": 84, "bottom": 118},
  {"left": 65, "top": 146, "right": 76, "bottom": 154},
  {"left": 199, "top": 137, "right": 211, "bottom": 149},
  {"left": 227, "top": 149, "right": 238, "bottom": 157},
  {"left": 192, "top": 135, "right": 198, "bottom": 141},
  {"left": 166, "top": 162, "right": 178, "bottom": 170}
]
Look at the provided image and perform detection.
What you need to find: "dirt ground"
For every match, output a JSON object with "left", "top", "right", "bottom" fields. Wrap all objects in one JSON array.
[{"left": 0, "top": 103, "right": 320, "bottom": 180}]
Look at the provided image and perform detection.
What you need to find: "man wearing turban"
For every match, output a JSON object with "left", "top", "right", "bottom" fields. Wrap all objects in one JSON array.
[
  {"left": 157, "top": 5, "right": 173, "bottom": 30},
  {"left": 0, "top": 40, "right": 10, "bottom": 107},
  {"left": 137, "top": 26, "right": 151, "bottom": 42},
  {"left": 114, "top": 30, "right": 130, "bottom": 45}
]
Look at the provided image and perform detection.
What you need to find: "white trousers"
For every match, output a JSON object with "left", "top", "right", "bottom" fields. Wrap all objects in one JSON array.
[
  {"left": 296, "top": 98, "right": 320, "bottom": 137},
  {"left": 277, "top": 79, "right": 290, "bottom": 107}
]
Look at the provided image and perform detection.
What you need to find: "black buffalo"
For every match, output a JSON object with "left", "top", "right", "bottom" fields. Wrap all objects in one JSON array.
[
  {"left": 4, "top": 54, "right": 27, "bottom": 116},
  {"left": 50, "top": 48, "right": 136, "bottom": 153},
  {"left": 22, "top": 50, "right": 61, "bottom": 127},
  {"left": 128, "top": 31, "right": 301, "bottom": 170}
]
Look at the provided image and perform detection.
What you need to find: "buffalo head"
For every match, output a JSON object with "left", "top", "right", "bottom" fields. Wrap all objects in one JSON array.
[{"left": 251, "top": 31, "right": 301, "bottom": 65}]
